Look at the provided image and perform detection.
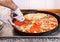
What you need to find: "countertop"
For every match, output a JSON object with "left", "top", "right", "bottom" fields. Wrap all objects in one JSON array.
[{"left": 21, "top": 9, "right": 60, "bottom": 14}]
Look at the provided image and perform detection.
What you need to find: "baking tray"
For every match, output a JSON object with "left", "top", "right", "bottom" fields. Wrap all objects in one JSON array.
[
  {"left": 12, "top": 10, "right": 60, "bottom": 36},
  {"left": 0, "top": 10, "right": 60, "bottom": 37}
]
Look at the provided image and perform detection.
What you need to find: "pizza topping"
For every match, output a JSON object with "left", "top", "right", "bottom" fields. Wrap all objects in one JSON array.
[{"left": 13, "top": 13, "right": 58, "bottom": 33}]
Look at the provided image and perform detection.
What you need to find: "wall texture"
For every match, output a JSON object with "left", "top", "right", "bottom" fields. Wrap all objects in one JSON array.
[{"left": 13, "top": 0, "right": 60, "bottom": 9}]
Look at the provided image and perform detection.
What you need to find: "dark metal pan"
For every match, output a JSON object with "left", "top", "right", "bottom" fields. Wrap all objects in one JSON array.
[{"left": 12, "top": 10, "right": 60, "bottom": 36}]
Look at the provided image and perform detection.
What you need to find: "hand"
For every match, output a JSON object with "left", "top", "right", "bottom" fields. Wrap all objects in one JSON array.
[
  {"left": 0, "top": 0, "right": 17, "bottom": 11},
  {"left": 0, "top": 0, "right": 24, "bottom": 22}
]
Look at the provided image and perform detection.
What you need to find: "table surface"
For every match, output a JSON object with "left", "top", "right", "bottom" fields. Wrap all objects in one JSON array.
[{"left": 21, "top": 9, "right": 60, "bottom": 14}]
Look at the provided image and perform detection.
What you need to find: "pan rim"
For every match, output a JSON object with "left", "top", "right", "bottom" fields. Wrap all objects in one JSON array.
[{"left": 12, "top": 10, "right": 60, "bottom": 36}]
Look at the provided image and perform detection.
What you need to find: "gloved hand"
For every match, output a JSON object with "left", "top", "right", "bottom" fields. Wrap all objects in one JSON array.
[
  {"left": 0, "top": 0, "right": 24, "bottom": 23},
  {"left": 13, "top": 8, "right": 25, "bottom": 22}
]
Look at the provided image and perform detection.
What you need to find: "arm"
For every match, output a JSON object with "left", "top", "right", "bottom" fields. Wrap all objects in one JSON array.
[{"left": 0, "top": 0, "right": 17, "bottom": 11}]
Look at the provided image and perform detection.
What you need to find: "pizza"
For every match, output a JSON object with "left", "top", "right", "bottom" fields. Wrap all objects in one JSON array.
[{"left": 13, "top": 13, "right": 58, "bottom": 33}]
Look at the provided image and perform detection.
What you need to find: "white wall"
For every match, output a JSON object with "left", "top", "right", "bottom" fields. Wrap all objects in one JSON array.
[
  {"left": 54, "top": 0, "right": 60, "bottom": 8},
  {"left": 13, "top": 0, "right": 60, "bottom": 9}
]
